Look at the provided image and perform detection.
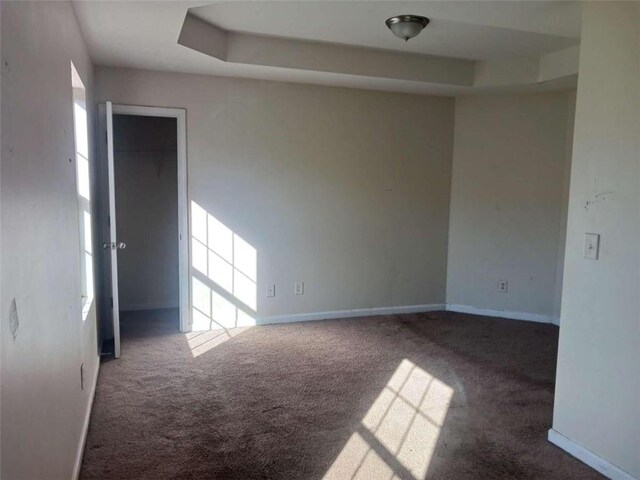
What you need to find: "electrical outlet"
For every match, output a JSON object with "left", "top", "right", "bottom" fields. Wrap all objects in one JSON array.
[
  {"left": 498, "top": 280, "right": 508, "bottom": 293},
  {"left": 295, "top": 282, "right": 304, "bottom": 295},
  {"left": 266, "top": 284, "right": 276, "bottom": 297}
]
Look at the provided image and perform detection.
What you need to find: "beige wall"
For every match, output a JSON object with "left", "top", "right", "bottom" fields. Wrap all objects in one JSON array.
[
  {"left": 553, "top": 92, "right": 576, "bottom": 319},
  {"left": 1, "top": 2, "right": 99, "bottom": 478},
  {"left": 113, "top": 115, "right": 179, "bottom": 312},
  {"left": 446, "top": 92, "right": 575, "bottom": 321},
  {"left": 552, "top": 2, "right": 640, "bottom": 478},
  {"left": 96, "top": 68, "right": 455, "bottom": 324}
]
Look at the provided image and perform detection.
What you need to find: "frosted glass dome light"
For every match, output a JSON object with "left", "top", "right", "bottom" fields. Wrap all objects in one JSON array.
[{"left": 385, "top": 15, "right": 430, "bottom": 42}]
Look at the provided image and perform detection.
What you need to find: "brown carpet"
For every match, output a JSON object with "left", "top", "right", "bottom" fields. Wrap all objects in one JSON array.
[{"left": 81, "top": 309, "right": 601, "bottom": 480}]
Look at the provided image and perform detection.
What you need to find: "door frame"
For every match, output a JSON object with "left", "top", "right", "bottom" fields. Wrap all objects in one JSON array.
[{"left": 111, "top": 104, "right": 190, "bottom": 333}]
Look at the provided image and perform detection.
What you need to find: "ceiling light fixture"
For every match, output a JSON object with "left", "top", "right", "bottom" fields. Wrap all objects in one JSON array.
[{"left": 385, "top": 15, "right": 430, "bottom": 42}]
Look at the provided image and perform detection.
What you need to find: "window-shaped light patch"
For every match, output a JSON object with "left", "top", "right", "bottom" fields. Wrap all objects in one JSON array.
[
  {"left": 208, "top": 250, "right": 233, "bottom": 294},
  {"left": 208, "top": 214, "right": 233, "bottom": 263},
  {"left": 191, "top": 237, "right": 208, "bottom": 276},
  {"left": 191, "top": 201, "right": 208, "bottom": 245},
  {"left": 190, "top": 201, "right": 257, "bottom": 311},
  {"left": 323, "top": 359, "right": 454, "bottom": 480},
  {"left": 185, "top": 326, "right": 252, "bottom": 358},
  {"left": 234, "top": 235, "right": 256, "bottom": 282},
  {"left": 192, "top": 276, "right": 211, "bottom": 318},
  {"left": 211, "top": 290, "right": 236, "bottom": 329},
  {"left": 190, "top": 201, "right": 257, "bottom": 332},
  {"left": 233, "top": 271, "right": 256, "bottom": 311}
]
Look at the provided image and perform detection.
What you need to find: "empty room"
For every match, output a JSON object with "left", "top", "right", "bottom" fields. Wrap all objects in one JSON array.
[{"left": 1, "top": 1, "right": 638, "bottom": 480}]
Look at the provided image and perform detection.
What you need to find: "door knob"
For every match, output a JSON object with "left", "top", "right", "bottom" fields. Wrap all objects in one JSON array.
[{"left": 102, "top": 242, "right": 127, "bottom": 250}]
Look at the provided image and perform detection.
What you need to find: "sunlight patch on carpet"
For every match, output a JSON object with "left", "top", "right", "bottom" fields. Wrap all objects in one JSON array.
[
  {"left": 323, "top": 359, "right": 453, "bottom": 480},
  {"left": 185, "top": 327, "right": 252, "bottom": 357}
]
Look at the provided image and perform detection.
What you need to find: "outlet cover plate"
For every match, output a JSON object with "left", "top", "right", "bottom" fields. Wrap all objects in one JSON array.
[{"left": 266, "top": 284, "right": 276, "bottom": 297}]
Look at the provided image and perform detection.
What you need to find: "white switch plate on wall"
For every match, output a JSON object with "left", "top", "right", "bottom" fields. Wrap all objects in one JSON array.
[
  {"left": 583, "top": 233, "right": 600, "bottom": 260},
  {"left": 294, "top": 282, "right": 304, "bottom": 295},
  {"left": 266, "top": 284, "right": 276, "bottom": 297}
]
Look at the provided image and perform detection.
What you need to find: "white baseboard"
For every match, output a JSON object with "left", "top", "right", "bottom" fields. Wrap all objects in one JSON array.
[
  {"left": 257, "top": 303, "right": 446, "bottom": 325},
  {"left": 548, "top": 429, "right": 637, "bottom": 480},
  {"left": 446, "top": 303, "right": 559, "bottom": 325},
  {"left": 236, "top": 302, "right": 560, "bottom": 327},
  {"left": 120, "top": 301, "right": 179, "bottom": 312},
  {"left": 72, "top": 360, "right": 100, "bottom": 480}
]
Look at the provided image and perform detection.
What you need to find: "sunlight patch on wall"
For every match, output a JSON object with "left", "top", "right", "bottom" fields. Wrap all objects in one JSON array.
[
  {"left": 191, "top": 276, "right": 256, "bottom": 330},
  {"left": 189, "top": 201, "right": 257, "bottom": 355},
  {"left": 323, "top": 359, "right": 454, "bottom": 480},
  {"left": 191, "top": 201, "right": 257, "bottom": 311}
]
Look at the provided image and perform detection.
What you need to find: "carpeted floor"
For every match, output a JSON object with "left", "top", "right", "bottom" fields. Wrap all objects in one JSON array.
[{"left": 80, "top": 309, "right": 602, "bottom": 480}]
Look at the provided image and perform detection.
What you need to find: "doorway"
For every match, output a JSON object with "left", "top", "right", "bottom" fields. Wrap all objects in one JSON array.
[
  {"left": 98, "top": 104, "right": 188, "bottom": 357},
  {"left": 114, "top": 114, "right": 178, "bottom": 311}
]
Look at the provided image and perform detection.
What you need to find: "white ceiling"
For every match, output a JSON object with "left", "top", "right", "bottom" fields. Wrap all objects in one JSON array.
[
  {"left": 72, "top": 1, "right": 583, "bottom": 96},
  {"left": 191, "top": 1, "right": 580, "bottom": 61}
]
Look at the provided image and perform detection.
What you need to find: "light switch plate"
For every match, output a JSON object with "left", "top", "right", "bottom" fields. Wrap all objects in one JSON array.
[
  {"left": 266, "top": 284, "right": 276, "bottom": 297},
  {"left": 294, "top": 282, "right": 304, "bottom": 295},
  {"left": 583, "top": 233, "right": 600, "bottom": 260}
]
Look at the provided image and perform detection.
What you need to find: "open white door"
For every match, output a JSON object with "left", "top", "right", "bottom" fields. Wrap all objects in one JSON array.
[
  {"left": 98, "top": 103, "right": 189, "bottom": 355},
  {"left": 99, "top": 101, "right": 124, "bottom": 358}
]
